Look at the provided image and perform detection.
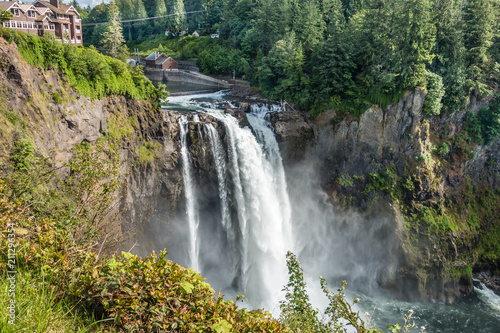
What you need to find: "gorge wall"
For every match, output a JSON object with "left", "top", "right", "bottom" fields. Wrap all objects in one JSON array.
[{"left": 271, "top": 89, "right": 500, "bottom": 302}]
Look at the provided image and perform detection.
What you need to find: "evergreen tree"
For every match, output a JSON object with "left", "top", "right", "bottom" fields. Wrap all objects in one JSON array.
[
  {"left": 154, "top": 0, "right": 168, "bottom": 32},
  {"left": 431, "top": 0, "right": 468, "bottom": 111},
  {"left": 295, "top": 0, "right": 325, "bottom": 53},
  {"left": 166, "top": 0, "right": 185, "bottom": 32},
  {"left": 116, "top": 0, "right": 135, "bottom": 40},
  {"left": 320, "top": 0, "right": 345, "bottom": 36},
  {"left": 101, "top": 1, "right": 125, "bottom": 57},
  {"left": 393, "top": 0, "right": 436, "bottom": 88},
  {"left": 350, "top": 0, "right": 396, "bottom": 89},
  {"left": 465, "top": 0, "right": 495, "bottom": 67},
  {"left": 244, "top": 0, "right": 291, "bottom": 54},
  {"left": 132, "top": 0, "right": 149, "bottom": 41}
]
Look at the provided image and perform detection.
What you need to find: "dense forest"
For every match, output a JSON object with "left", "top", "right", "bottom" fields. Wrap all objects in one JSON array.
[{"left": 79, "top": 0, "right": 500, "bottom": 116}]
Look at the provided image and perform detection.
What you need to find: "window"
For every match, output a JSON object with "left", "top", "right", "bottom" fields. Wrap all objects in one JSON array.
[
  {"left": 17, "top": 22, "right": 22, "bottom": 28},
  {"left": 4, "top": 22, "right": 9, "bottom": 28},
  {"left": 49, "top": 24, "right": 54, "bottom": 30},
  {"left": 28, "top": 10, "right": 35, "bottom": 18},
  {"left": 75, "top": 25, "right": 80, "bottom": 33},
  {"left": 44, "top": 24, "right": 48, "bottom": 29},
  {"left": 10, "top": 9, "right": 20, "bottom": 16},
  {"left": 22, "top": 22, "right": 27, "bottom": 29}
]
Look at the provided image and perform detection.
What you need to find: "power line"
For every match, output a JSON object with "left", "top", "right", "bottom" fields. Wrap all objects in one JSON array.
[{"left": 82, "top": 10, "right": 205, "bottom": 27}]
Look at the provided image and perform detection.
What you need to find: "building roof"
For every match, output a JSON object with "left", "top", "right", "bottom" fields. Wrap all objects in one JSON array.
[
  {"left": 19, "top": 4, "right": 37, "bottom": 12},
  {"left": 35, "top": 14, "right": 48, "bottom": 21},
  {"left": 146, "top": 52, "right": 158, "bottom": 61},
  {"left": 33, "top": 0, "right": 77, "bottom": 15},
  {"left": 0, "top": 1, "right": 17, "bottom": 11},
  {"left": 156, "top": 58, "right": 168, "bottom": 65}
]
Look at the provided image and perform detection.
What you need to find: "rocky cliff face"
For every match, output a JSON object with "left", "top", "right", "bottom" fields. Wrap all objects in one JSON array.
[
  {"left": 271, "top": 89, "right": 500, "bottom": 303},
  {"left": 0, "top": 38, "right": 188, "bottom": 252}
]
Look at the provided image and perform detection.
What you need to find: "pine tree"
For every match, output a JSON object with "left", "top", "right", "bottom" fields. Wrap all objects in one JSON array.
[
  {"left": 116, "top": 0, "right": 134, "bottom": 40},
  {"left": 166, "top": 0, "right": 185, "bottom": 32},
  {"left": 465, "top": 0, "right": 495, "bottom": 67},
  {"left": 154, "top": 0, "right": 168, "bottom": 32},
  {"left": 431, "top": 0, "right": 467, "bottom": 111},
  {"left": 320, "top": 0, "right": 345, "bottom": 36},
  {"left": 101, "top": 1, "right": 125, "bottom": 57},
  {"left": 132, "top": 0, "right": 148, "bottom": 40},
  {"left": 393, "top": 0, "right": 436, "bottom": 88},
  {"left": 295, "top": 0, "right": 325, "bottom": 53}
]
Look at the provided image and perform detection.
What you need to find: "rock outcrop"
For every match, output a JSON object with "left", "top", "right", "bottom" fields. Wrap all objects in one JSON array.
[{"left": 271, "top": 89, "right": 500, "bottom": 302}]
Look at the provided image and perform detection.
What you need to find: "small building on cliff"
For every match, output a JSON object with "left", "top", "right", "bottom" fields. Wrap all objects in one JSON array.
[{"left": 145, "top": 52, "right": 178, "bottom": 70}]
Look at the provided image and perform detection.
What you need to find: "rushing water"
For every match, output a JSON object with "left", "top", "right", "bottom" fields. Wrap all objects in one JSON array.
[
  {"left": 178, "top": 115, "right": 200, "bottom": 271},
  {"left": 163, "top": 91, "right": 500, "bottom": 331}
]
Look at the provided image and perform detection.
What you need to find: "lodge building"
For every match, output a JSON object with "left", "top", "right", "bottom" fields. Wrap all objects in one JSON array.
[{"left": 0, "top": 0, "right": 82, "bottom": 44}]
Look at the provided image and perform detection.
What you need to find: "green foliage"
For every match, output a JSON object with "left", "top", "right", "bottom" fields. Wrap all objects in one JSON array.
[
  {"left": 107, "top": 112, "right": 136, "bottom": 141},
  {"left": 423, "top": 71, "right": 445, "bottom": 115},
  {"left": 101, "top": 1, "right": 125, "bottom": 57},
  {"left": 0, "top": 9, "right": 13, "bottom": 23},
  {"left": 451, "top": 265, "right": 473, "bottom": 277},
  {"left": 464, "top": 110, "right": 483, "bottom": 143},
  {"left": 138, "top": 140, "right": 161, "bottom": 165},
  {"left": 416, "top": 206, "right": 456, "bottom": 233},
  {"left": 197, "top": 44, "right": 246, "bottom": 76},
  {"left": 0, "top": 269, "right": 107, "bottom": 332},
  {"left": 52, "top": 91, "right": 63, "bottom": 104},
  {"left": 279, "top": 251, "right": 322, "bottom": 332},
  {"left": 280, "top": 252, "right": 422, "bottom": 333},
  {"left": 62, "top": 139, "right": 123, "bottom": 230},
  {"left": 0, "top": 28, "right": 159, "bottom": 101},
  {"left": 434, "top": 142, "right": 450, "bottom": 157},
  {"left": 464, "top": 94, "right": 500, "bottom": 145},
  {"left": 365, "top": 166, "right": 398, "bottom": 199}
]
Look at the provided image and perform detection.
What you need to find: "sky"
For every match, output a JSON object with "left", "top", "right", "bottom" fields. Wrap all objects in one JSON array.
[{"left": 73, "top": 0, "right": 111, "bottom": 8}]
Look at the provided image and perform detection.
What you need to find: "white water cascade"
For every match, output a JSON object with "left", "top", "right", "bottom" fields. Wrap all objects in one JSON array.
[
  {"left": 168, "top": 94, "right": 294, "bottom": 309},
  {"left": 203, "top": 123, "right": 233, "bottom": 247},
  {"left": 178, "top": 115, "right": 200, "bottom": 271}
]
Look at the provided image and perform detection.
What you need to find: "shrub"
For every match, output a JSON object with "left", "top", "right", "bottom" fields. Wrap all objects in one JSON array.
[
  {"left": 138, "top": 140, "right": 161, "bottom": 165},
  {"left": 434, "top": 142, "right": 450, "bottom": 157},
  {"left": 464, "top": 95, "right": 500, "bottom": 145},
  {"left": 51, "top": 91, "right": 62, "bottom": 104},
  {"left": 423, "top": 71, "right": 445, "bottom": 116},
  {"left": 0, "top": 27, "right": 160, "bottom": 101}
]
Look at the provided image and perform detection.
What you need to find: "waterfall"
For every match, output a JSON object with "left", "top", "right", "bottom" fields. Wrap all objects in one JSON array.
[
  {"left": 168, "top": 90, "right": 294, "bottom": 308},
  {"left": 216, "top": 113, "right": 292, "bottom": 308},
  {"left": 203, "top": 123, "right": 233, "bottom": 245},
  {"left": 178, "top": 115, "right": 200, "bottom": 271},
  {"left": 247, "top": 104, "right": 292, "bottom": 246}
]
